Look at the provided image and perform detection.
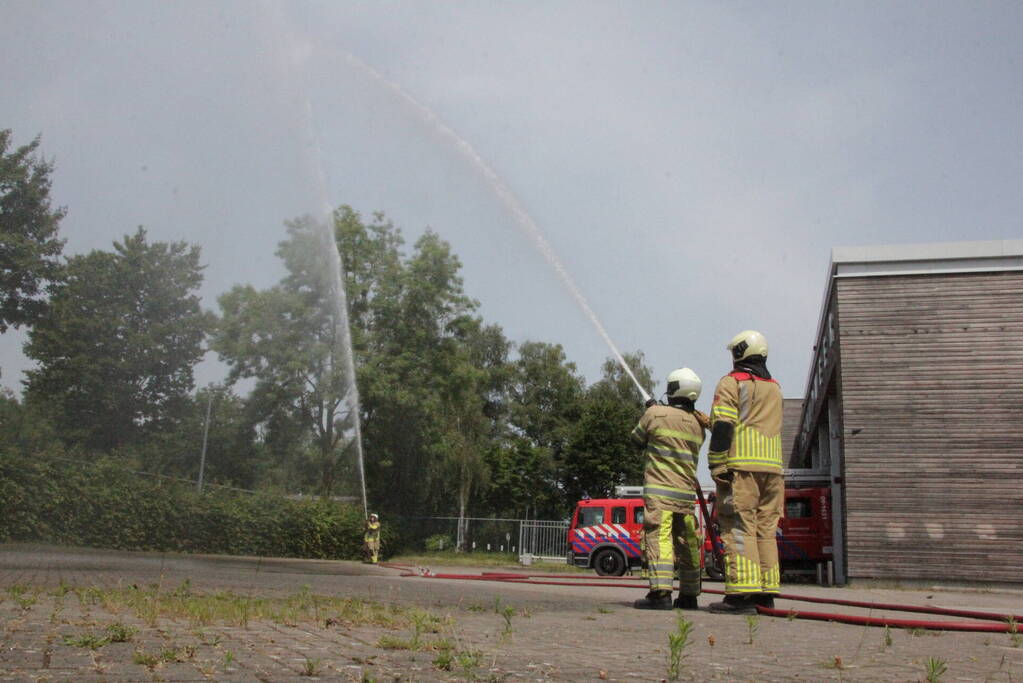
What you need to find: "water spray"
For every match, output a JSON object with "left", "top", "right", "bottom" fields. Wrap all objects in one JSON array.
[
  {"left": 335, "top": 51, "right": 650, "bottom": 403},
  {"left": 301, "top": 98, "right": 370, "bottom": 519}
]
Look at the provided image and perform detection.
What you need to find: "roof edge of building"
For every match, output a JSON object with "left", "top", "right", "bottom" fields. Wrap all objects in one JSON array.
[{"left": 831, "top": 238, "right": 1023, "bottom": 272}]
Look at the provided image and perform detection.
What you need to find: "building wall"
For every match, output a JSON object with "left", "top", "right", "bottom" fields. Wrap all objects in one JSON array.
[
  {"left": 835, "top": 270, "right": 1023, "bottom": 583},
  {"left": 781, "top": 398, "right": 804, "bottom": 467}
]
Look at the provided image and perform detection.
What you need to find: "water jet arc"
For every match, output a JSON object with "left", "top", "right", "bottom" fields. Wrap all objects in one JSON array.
[{"left": 337, "top": 50, "right": 650, "bottom": 402}]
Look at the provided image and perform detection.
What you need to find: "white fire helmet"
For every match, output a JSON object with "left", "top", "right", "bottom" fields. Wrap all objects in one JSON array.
[
  {"left": 727, "top": 330, "right": 769, "bottom": 361},
  {"left": 666, "top": 367, "right": 701, "bottom": 402}
]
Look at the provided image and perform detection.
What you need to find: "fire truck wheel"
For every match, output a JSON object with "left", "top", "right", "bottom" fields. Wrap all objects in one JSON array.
[{"left": 592, "top": 548, "right": 627, "bottom": 577}]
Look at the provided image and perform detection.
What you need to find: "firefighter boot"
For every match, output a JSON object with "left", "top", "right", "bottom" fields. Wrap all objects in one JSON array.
[
  {"left": 753, "top": 594, "right": 775, "bottom": 609},
  {"left": 673, "top": 595, "right": 699, "bottom": 610},
  {"left": 634, "top": 590, "right": 673, "bottom": 610},
  {"left": 708, "top": 594, "right": 757, "bottom": 615}
]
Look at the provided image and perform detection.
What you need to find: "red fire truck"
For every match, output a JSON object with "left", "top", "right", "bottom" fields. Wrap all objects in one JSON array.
[{"left": 568, "top": 475, "right": 833, "bottom": 582}]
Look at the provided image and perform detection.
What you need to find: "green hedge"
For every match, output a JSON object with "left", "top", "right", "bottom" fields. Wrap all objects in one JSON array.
[{"left": 0, "top": 451, "right": 387, "bottom": 560}]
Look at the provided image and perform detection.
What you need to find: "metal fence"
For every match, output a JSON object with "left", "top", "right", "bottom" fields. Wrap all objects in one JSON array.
[
  {"left": 518, "top": 519, "right": 570, "bottom": 564},
  {"left": 392, "top": 516, "right": 568, "bottom": 564}
]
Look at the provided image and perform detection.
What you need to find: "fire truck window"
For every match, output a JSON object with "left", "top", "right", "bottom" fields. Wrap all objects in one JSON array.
[
  {"left": 579, "top": 507, "right": 605, "bottom": 526},
  {"left": 634, "top": 508, "right": 644, "bottom": 525},
  {"left": 611, "top": 507, "right": 626, "bottom": 524},
  {"left": 786, "top": 499, "right": 811, "bottom": 518}
]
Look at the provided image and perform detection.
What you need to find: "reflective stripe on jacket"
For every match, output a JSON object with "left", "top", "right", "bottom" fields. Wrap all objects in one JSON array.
[
  {"left": 631, "top": 405, "right": 707, "bottom": 512},
  {"left": 708, "top": 372, "right": 783, "bottom": 474}
]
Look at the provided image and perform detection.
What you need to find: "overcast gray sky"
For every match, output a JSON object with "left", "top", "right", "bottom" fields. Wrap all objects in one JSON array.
[{"left": 2, "top": 0, "right": 1021, "bottom": 407}]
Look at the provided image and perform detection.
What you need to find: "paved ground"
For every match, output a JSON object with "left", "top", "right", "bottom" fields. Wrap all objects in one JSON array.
[{"left": 1, "top": 544, "right": 1022, "bottom": 681}]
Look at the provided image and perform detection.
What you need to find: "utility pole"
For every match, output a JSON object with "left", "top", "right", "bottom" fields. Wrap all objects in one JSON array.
[{"left": 197, "top": 389, "right": 213, "bottom": 492}]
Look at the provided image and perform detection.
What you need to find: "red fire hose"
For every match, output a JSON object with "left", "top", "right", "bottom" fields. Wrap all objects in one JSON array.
[{"left": 380, "top": 563, "right": 1022, "bottom": 633}]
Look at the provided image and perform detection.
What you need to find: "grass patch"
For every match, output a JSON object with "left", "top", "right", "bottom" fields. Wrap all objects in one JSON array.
[
  {"left": 63, "top": 633, "right": 111, "bottom": 650},
  {"left": 48, "top": 583, "right": 436, "bottom": 629},
  {"left": 62, "top": 622, "right": 138, "bottom": 650},
  {"left": 20, "top": 582, "right": 446, "bottom": 633},
  {"left": 391, "top": 552, "right": 585, "bottom": 573}
]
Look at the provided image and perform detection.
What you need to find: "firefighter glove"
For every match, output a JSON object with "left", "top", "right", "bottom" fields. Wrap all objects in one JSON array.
[
  {"left": 711, "top": 468, "right": 733, "bottom": 485},
  {"left": 645, "top": 398, "right": 658, "bottom": 408}
]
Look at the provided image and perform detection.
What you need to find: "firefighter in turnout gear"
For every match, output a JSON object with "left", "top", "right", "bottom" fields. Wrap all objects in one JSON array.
[
  {"left": 707, "top": 330, "right": 785, "bottom": 615},
  {"left": 630, "top": 368, "right": 710, "bottom": 610},
  {"left": 363, "top": 513, "right": 381, "bottom": 564}
]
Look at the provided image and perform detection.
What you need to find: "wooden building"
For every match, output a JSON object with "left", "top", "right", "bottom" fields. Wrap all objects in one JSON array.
[{"left": 790, "top": 240, "right": 1023, "bottom": 585}]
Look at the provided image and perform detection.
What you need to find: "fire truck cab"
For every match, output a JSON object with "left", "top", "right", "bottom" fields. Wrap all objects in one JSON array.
[
  {"left": 570, "top": 474, "right": 834, "bottom": 584},
  {"left": 567, "top": 486, "right": 646, "bottom": 576},
  {"left": 702, "top": 474, "right": 834, "bottom": 584}
]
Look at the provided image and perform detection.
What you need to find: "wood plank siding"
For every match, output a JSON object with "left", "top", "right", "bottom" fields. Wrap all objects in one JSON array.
[
  {"left": 781, "top": 398, "right": 804, "bottom": 467},
  {"left": 835, "top": 270, "right": 1023, "bottom": 583}
]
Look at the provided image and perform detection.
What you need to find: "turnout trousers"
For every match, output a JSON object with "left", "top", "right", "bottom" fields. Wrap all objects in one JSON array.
[
  {"left": 715, "top": 470, "right": 784, "bottom": 595},
  {"left": 642, "top": 507, "right": 702, "bottom": 597}
]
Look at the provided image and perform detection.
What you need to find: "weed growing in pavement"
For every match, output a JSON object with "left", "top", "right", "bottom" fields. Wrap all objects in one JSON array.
[
  {"left": 466, "top": 602, "right": 487, "bottom": 612},
  {"left": 821, "top": 655, "right": 844, "bottom": 670},
  {"left": 409, "top": 608, "right": 445, "bottom": 648},
  {"left": 301, "top": 657, "right": 323, "bottom": 676},
  {"left": 457, "top": 649, "right": 483, "bottom": 672},
  {"left": 133, "top": 649, "right": 160, "bottom": 670},
  {"left": 433, "top": 648, "right": 455, "bottom": 671},
  {"left": 105, "top": 622, "right": 138, "bottom": 643},
  {"left": 63, "top": 633, "right": 110, "bottom": 650},
  {"left": 882, "top": 625, "right": 893, "bottom": 649},
  {"left": 499, "top": 605, "right": 516, "bottom": 638},
  {"left": 132, "top": 645, "right": 191, "bottom": 671},
  {"left": 596, "top": 606, "right": 613, "bottom": 614},
  {"left": 13, "top": 591, "right": 37, "bottom": 611},
  {"left": 1006, "top": 616, "right": 1021, "bottom": 648},
  {"left": 431, "top": 637, "right": 455, "bottom": 652},
  {"left": 666, "top": 613, "right": 694, "bottom": 682},
  {"left": 744, "top": 614, "right": 760, "bottom": 645},
  {"left": 924, "top": 657, "right": 947, "bottom": 682},
  {"left": 223, "top": 650, "right": 235, "bottom": 668},
  {"left": 785, "top": 609, "right": 797, "bottom": 621},
  {"left": 377, "top": 635, "right": 414, "bottom": 650}
]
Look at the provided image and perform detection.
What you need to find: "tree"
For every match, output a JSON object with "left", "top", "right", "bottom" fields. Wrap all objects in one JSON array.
[
  {"left": 0, "top": 129, "right": 66, "bottom": 333},
  {"left": 24, "top": 228, "right": 209, "bottom": 451},
  {"left": 562, "top": 352, "right": 654, "bottom": 505},
  {"left": 216, "top": 206, "right": 511, "bottom": 516},
  {"left": 481, "top": 341, "right": 583, "bottom": 518},
  {"left": 214, "top": 215, "right": 358, "bottom": 497}
]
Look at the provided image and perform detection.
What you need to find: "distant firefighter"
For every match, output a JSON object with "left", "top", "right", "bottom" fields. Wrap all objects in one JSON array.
[
  {"left": 707, "top": 330, "right": 785, "bottom": 614},
  {"left": 363, "top": 513, "right": 381, "bottom": 564}
]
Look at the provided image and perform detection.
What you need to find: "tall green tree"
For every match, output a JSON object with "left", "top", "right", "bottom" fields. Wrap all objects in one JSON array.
[
  {"left": 0, "top": 129, "right": 66, "bottom": 333},
  {"left": 214, "top": 215, "right": 358, "bottom": 497},
  {"left": 24, "top": 228, "right": 209, "bottom": 451},
  {"left": 356, "top": 228, "right": 496, "bottom": 515},
  {"left": 562, "top": 352, "right": 654, "bottom": 505},
  {"left": 482, "top": 341, "right": 583, "bottom": 518}
]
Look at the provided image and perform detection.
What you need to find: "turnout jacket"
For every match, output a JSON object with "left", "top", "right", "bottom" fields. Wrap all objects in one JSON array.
[
  {"left": 708, "top": 371, "right": 784, "bottom": 476},
  {"left": 630, "top": 405, "right": 709, "bottom": 513}
]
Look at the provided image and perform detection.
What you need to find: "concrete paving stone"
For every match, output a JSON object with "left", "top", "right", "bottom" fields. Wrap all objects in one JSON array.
[{"left": 5, "top": 544, "right": 1023, "bottom": 681}]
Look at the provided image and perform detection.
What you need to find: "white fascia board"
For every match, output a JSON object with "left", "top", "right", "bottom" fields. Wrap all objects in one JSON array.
[{"left": 831, "top": 239, "right": 1023, "bottom": 277}]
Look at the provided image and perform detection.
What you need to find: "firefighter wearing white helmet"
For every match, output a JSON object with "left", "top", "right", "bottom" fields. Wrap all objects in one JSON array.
[
  {"left": 363, "top": 513, "right": 381, "bottom": 564},
  {"left": 630, "top": 367, "right": 710, "bottom": 610},
  {"left": 707, "top": 330, "right": 785, "bottom": 615}
]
